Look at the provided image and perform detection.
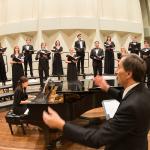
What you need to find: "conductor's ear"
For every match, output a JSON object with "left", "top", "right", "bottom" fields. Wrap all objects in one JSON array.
[{"left": 127, "top": 71, "right": 132, "bottom": 78}]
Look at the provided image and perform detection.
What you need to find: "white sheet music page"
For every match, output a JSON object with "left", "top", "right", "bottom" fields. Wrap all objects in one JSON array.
[{"left": 102, "top": 99, "right": 120, "bottom": 120}]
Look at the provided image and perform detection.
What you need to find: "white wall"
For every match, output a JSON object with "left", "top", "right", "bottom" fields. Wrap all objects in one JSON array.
[{"left": 0, "top": 0, "right": 144, "bottom": 78}]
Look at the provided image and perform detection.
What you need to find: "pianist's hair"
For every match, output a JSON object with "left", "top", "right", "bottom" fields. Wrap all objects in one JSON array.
[
  {"left": 122, "top": 54, "right": 146, "bottom": 82},
  {"left": 17, "top": 76, "right": 28, "bottom": 89}
]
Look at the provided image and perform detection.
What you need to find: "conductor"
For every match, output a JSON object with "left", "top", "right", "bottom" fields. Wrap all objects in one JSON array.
[{"left": 43, "top": 54, "right": 150, "bottom": 150}]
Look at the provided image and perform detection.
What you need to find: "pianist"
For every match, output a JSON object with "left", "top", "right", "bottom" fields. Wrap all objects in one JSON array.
[
  {"left": 43, "top": 54, "right": 150, "bottom": 150},
  {"left": 12, "top": 76, "right": 31, "bottom": 115}
]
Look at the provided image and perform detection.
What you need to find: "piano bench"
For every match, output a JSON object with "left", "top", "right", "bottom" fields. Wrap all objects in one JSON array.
[{"left": 5, "top": 110, "right": 27, "bottom": 135}]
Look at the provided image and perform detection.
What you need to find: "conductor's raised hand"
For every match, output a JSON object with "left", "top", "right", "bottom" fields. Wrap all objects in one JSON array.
[
  {"left": 94, "top": 75, "right": 110, "bottom": 92},
  {"left": 43, "top": 107, "right": 65, "bottom": 131}
]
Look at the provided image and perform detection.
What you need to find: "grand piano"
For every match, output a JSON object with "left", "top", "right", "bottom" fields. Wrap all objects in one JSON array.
[{"left": 27, "top": 78, "right": 121, "bottom": 149}]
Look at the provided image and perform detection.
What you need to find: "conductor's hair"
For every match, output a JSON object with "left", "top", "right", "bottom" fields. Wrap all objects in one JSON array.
[{"left": 122, "top": 54, "right": 146, "bottom": 82}]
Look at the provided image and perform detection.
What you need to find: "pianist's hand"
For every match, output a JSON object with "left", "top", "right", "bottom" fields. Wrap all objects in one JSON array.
[
  {"left": 94, "top": 75, "right": 110, "bottom": 92},
  {"left": 43, "top": 107, "right": 65, "bottom": 131}
]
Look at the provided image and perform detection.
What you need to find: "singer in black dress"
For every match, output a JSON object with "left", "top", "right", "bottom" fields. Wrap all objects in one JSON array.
[
  {"left": 52, "top": 40, "right": 63, "bottom": 76},
  {"left": 66, "top": 48, "right": 78, "bottom": 81},
  {"left": 104, "top": 36, "right": 115, "bottom": 74},
  {"left": 10, "top": 46, "right": 24, "bottom": 90},
  {"left": 0, "top": 43, "right": 7, "bottom": 85}
]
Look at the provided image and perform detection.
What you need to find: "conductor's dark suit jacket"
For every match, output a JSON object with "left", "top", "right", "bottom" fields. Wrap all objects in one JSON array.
[{"left": 63, "top": 83, "right": 150, "bottom": 150}]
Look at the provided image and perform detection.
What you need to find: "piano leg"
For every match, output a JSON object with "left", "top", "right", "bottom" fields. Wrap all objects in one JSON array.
[
  {"left": 43, "top": 127, "right": 53, "bottom": 150},
  {"left": 43, "top": 127, "right": 63, "bottom": 150}
]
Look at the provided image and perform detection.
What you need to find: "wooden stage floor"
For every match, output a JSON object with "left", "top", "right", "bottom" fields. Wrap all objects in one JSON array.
[
  {"left": 1, "top": 110, "right": 150, "bottom": 150},
  {"left": 0, "top": 110, "right": 104, "bottom": 150}
]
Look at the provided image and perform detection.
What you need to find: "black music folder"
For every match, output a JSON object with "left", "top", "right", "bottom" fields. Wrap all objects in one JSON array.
[
  {"left": 95, "top": 55, "right": 104, "bottom": 60},
  {"left": 40, "top": 50, "right": 51, "bottom": 54},
  {"left": 13, "top": 57, "right": 23, "bottom": 62},
  {"left": 51, "top": 49, "right": 61, "bottom": 53},
  {"left": 66, "top": 54, "right": 80, "bottom": 61}
]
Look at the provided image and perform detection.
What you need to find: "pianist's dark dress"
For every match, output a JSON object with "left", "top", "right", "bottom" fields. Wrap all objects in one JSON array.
[
  {"left": 52, "top": 46, "right": 63, "bottom": 75},
  {"left": 0, "top": 53, "right": 7, "bottom": 84},
  {"left": 13, "top": 86, "right": 28, "bottom": 115},
  {"left": 11, "top": 54, "right": 24, "bottom": 90},
  {"left": 67, "top": 54, "right": 78, "bottom": 81},
  {"left": 104, "top": 41, "right": 115, "bottom": 74}
]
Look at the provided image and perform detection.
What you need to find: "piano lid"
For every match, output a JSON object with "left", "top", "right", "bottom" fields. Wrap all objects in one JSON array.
[
  {"left": 42, "top": 78, "right": 119, "bottom": 93},
  {"left": 29, "top": 78, "right": 120, "bottom": 104}
]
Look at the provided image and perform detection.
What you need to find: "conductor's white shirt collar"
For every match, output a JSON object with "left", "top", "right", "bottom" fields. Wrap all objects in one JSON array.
[{"left": 122, "top": 82, "right": 139, "bottom": 99}]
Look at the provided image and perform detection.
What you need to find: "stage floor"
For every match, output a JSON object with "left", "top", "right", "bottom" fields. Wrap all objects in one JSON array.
[
  {"left": 0, "top": 110, "right": 105, "bottom": 150},
  {"left": 1, "top": 75, "right": 150, "bottom": 150}
]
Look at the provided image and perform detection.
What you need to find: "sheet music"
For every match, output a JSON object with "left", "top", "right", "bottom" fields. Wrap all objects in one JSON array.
[
  {"left": 24, "top": 108, "right": 29, "bottom": 115},
  {"left": 102, "top": 99, "right": 120, "bottom": 120},
  {"left": 40, "top": 50, "right": 51, "bottom": 54}
]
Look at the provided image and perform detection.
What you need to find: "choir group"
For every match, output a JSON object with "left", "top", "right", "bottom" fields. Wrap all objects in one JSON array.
[{"left": 0, "top": 34, "right": 150, "bottom": 91}]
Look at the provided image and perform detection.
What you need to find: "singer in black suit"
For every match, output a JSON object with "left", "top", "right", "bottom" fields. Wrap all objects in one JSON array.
[
  {"left": 140, "top": 41, "right": 150, "bottom": 88},
  {"left": 74, "top": 33, "right": 86, "bottom": 74},
  {"left": 128, "top": 36, "right": 141, "bottom": 55},
  {"left": 90, "top": 41, "right": 104, "bottom": 77},
  {"left": 35, "top": 42, "right": 51, "bottom": 89},
  {"left": 43, "top": 54, "right": 150, "bottom": 150},
  {"left": 22, "top": 38, "right": 34, "bottom": 77}
]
